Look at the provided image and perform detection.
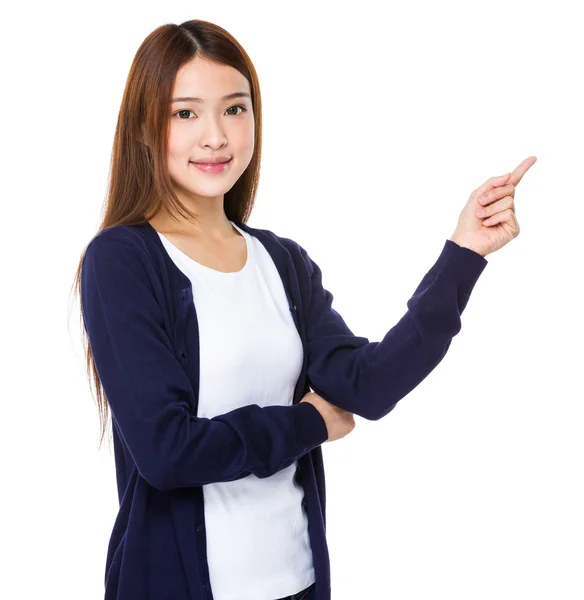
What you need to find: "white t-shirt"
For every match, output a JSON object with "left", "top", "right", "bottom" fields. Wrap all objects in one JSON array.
[{"left": 156, "top": 221, "right": 315, "bottom": 600}]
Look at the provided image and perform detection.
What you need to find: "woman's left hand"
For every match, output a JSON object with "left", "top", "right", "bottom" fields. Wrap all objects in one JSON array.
[{"left": 449, "top": 156, "right": 537, "bottom": 257}]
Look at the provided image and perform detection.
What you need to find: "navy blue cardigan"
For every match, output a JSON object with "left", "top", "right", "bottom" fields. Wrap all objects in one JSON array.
[{"left": 80, "top": 219, "right": 488, "bottom": 599}]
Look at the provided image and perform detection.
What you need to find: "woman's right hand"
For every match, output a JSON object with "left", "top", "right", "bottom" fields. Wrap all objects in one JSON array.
[{"left": 300, "top": 391, "right": 355, "bottom": 443}]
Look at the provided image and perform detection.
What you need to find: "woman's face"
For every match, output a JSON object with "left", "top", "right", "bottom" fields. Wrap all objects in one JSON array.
[{"left": 167, "top": 56, "right": 255, "bottom": 205}]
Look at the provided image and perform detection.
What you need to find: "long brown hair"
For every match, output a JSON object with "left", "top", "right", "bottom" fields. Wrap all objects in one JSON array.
[{"left": 69, "top": 20, "right": 263, "bottom": 449}]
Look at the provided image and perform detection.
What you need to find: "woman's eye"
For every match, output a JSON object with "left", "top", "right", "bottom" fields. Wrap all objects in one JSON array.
[
  {"left": 176, "top": 109, "right": 194, "bottom": 119},
  {"left": 226, "top": 104, "right": 247, "bottom": 116},
  {"left": 173, "top": 105, "right": 247, "bottom": 120}
]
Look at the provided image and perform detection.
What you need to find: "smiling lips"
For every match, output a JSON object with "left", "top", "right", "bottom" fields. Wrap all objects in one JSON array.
[
  {"left": 191, "top": 158, "right": 232, "bottom": 173},
  {"left": 192, "top": 156, "right": 231, "bottom": 164}
]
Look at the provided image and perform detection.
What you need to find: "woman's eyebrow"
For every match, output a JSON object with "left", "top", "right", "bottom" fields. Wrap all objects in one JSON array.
[{"left": 172, "top": 92, "right": 251, "bottom": 103}]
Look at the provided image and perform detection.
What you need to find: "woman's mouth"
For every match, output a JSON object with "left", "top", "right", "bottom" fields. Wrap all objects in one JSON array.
[{"left": 190, "top": 158, "right": 232, "bottom": 173}]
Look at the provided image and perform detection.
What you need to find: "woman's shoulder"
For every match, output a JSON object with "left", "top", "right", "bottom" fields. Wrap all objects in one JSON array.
[
  {"left": 85, "top": 222, "right": 157, "bottom": 257},
  {"left": 234, "top": 220, "right": 305, "bottom": 255},
  {"left": 82, "top": 223, "right": 163, "bottom": 283}
]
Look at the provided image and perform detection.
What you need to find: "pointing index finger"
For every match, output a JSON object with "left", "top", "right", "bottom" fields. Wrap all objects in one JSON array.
[{"left": 509, "top": 156, "right": 537, "bottom": 186}]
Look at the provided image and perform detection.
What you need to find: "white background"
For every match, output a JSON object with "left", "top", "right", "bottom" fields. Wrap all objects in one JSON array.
[{"left": 2, "top": 1, "right": 583, "bottom": 599}]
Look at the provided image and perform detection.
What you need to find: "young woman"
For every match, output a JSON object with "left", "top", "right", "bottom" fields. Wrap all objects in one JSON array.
[{"left": 72, "top": 19, "right": 536, "bottom": 600}]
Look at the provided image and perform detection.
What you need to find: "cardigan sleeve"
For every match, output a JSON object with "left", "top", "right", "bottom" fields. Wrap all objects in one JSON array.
[
  {"left": 81, "top": 234, "right": 329, "bottom": 491},
  {"left": 299, "top": 239, "right": 488, "bottom": 421}
]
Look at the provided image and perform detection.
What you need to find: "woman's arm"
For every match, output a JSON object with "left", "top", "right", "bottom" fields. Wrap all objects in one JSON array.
[
  {"left": 299, "top": 239, "right": 488, "bottom": 421},
  {"left": 81, "top": 234, "right": 328, "bottom": 491}
]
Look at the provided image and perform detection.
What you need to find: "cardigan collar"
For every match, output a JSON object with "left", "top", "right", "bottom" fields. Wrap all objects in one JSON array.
[{"left": 130, "top": 219, "right": 301, "bottom": 317}]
